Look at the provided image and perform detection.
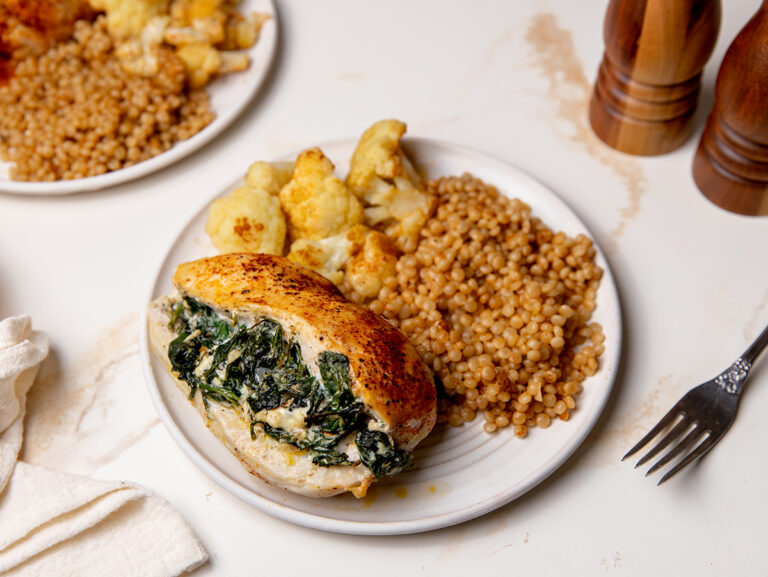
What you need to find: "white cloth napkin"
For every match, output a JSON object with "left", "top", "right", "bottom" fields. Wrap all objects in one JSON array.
[{"left": 0, "top": 315, "right": 208, "bottom": 576}]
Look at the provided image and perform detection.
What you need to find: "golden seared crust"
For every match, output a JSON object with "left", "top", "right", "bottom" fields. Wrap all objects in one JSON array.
[{"left": 173, "top": 253, "right": 437, "bottom": 448}]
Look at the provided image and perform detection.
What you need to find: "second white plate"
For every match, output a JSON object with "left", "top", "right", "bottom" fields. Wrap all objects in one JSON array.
[
  {"left": 0, "top": 0, "right": 277, "bottom": 195},
  {"left": 139, "top": 137, "right": 622, "bottom": 535}
]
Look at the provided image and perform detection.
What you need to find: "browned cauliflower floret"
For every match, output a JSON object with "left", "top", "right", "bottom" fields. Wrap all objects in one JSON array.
[
  {"left": 115, "top": 16, "right": 174, "bottom": 79},
  {"left": 170, "top": 0, "right": 269, "bottom": 49},
  {"left": 221, "top": 11, "right": 270, "bottom": 50},
  {"left": 97, "top": 0, "right": 268, "bottom": 88},
  {"left": 347, "top": 119, "right": 420, "bottom": 187},
  {"left": 206, "top": 185, "right": 286, "bottom": 255},
  {"left": 175, "top": 41, "right": 221, "bottom": 87},
  {"left": 164, "top": 15, "right": 226, "bottom": 46},
  {"left": 346, "top": 119, "right": 436, "bottom": 253},
  {"left": 205, "top": 160, "right": 295, "bottom": 254},
  {"left": 345, "top": 229, "right": 398, "bottom": 299},
  {"left": 169, "top": 0, "right": 222, "bottom": 23},
  {"left": 279, "top": 148, "right": 364, "bottom": 242},
  {"left": 89, "top": 0, "right": 170, "bottom": 38},
  {"left": 245, "top": 160, "right": 293, "bottom": 194},
  {"left": 287, "top": 225, "right": 367, "bottom": 286},
  {"left": 287, "top": 225, "right": 397, "bottom": 298},
  {"left": 176, "top": 42, "right": 248, "bottom": 86}
]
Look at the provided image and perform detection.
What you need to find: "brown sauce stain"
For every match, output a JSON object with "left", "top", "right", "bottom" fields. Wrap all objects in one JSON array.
[
  {"left": 22, "top": 313, "right": 159, "bottom": 474},
  {"left": 525, "top": 12, "right": 647, "bottom": 249},
  {"left": 394, "top": 486, "right": 408, "bottom": 499}
]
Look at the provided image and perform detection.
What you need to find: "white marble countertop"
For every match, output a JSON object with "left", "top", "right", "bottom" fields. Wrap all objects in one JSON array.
[{"left": 2, "top": 1, "right": 767, "bottom": 575}]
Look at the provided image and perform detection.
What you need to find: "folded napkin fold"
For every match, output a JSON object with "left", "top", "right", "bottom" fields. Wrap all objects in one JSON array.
[{"left": 0, "top": 315, "right": 208, "bottom": 576}]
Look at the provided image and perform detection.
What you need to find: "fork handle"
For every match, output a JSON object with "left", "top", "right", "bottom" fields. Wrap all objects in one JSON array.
[{"left": 743, "top": 322, "right": 768, "bottom": 366}]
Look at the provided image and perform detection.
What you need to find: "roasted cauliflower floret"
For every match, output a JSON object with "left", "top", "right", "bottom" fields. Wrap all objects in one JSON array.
[
  {"left": 89, "top": 0, "right": 170, "bottom": 38},
  {"left": 206, "top": 185, "right": 286, "bottom": 255},
  {"left": 175, "top": 41, "right": 221, "bottom": 87},
  {"left": 361, "top": 178, "right": 436, "bottom": 254},
  {"left": 175, "top": 42, "right": 249, "bottom": 86},
  {"left": 95, "top": 0, "right": 268, "bottom": 88},
  {"left": 287, "top": 225, "right": 368, "bottom": 286},
  {"left": 221, "top": 11, "right": 270, "bottom": 50},
  {"left": 287, "top": 225, "right": 397, "bottom": 298},
  {"left": 115, "top": 16, "right": 181, "bottom": 85},
  {"left": 279, "top": 148, "right": 364, "bottom": 241},
  {"left": 170, "top": 0, "right": 269, "bottom": 49},
  {"left": 346, "top": 229, "right": 398, "bottom": 299},
  {"left": 347, "top": 119, "right": 421, "bottom": 187},
  {"left": 346, "top": 119, "right": 436, "bottom": 253},
  {"left": 245, "top": 160, "right": 294, "bottom": 195},
  {"left": 169, "top": 0, "right": 222, "bottom": 24},
  {"left": 164, "top": 15, "right": 226, "bottom": 46}
]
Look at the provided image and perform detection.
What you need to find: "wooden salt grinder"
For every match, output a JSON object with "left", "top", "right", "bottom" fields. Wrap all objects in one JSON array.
[
  {"left": 589, "top": 0, "right": 721, "bottom": 156},
  {"left": 693, "top": 1, "right": 768, "bottom": 216}
]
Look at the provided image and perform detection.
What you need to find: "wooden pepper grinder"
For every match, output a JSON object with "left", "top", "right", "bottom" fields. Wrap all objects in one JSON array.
[
  {"left": 693, "top": 1, "right": 768, "bottom": 216},
  {"left": 589, "top": 0, "right": 721, "bottom": 156}
]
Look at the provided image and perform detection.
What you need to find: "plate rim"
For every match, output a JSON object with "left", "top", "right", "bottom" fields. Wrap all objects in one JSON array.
[
  {"left": 0, "top": 0, "right": 278, "bottom": 196},
  {"left": 139, "top": 136, "right": 623, "bottom": 535}
]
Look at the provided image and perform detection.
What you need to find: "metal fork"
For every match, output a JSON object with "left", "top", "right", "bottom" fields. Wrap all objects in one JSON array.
[{"left": 623, "top": 322, "right": 768, "bottom": 485}]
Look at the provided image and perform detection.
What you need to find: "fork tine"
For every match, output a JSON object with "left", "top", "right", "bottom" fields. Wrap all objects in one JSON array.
[
  {"left": 645, "top": 425, "right": 707, "bottom": 476},
  {"left": 657, "top": 433, "right": 720, "bottom": 486},
  {"left": 622, "top": 408, "right": 683, "bottom": 461},
  {"left": 634, "top": 417, "right": 690, "bottom": 468}
]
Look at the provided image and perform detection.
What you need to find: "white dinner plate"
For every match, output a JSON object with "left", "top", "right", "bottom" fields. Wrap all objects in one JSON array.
[
  {"left": 0, "top": 0, "right": 277, "bottom": 195},
  {"left": 139, "top": 137, "right": 622, "bottom": 535}
]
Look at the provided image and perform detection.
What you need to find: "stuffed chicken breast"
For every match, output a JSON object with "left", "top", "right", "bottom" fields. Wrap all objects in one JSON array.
[{"left": 147, "top": 253, "right": 437, "bottom": 498}]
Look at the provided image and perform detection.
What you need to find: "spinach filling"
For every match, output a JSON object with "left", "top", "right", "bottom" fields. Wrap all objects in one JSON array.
[{"left": 167, "top": 296, "right": 413, "bottom": 477}]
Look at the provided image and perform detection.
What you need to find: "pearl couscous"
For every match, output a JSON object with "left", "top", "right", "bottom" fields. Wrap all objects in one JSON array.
[
  {"left": 0, "top": 18, "right": 214, "bottom": 181},
  {"left": 368, "top": 173, "right": 604, "bottom": 437}
]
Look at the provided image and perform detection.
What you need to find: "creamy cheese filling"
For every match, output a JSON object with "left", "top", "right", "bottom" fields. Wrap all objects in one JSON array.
[{"left": 253, "top": 406, "right": 309, "bottom": 440}]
